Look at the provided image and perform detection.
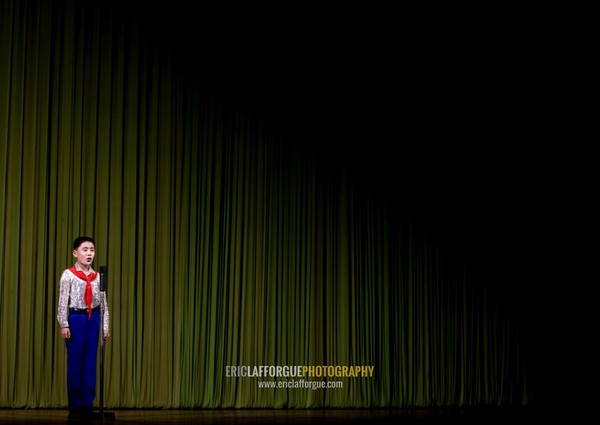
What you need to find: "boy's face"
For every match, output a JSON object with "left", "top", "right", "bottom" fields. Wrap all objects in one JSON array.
[{"left": 73, "top": 241, "right": 95, "bottom": 267}]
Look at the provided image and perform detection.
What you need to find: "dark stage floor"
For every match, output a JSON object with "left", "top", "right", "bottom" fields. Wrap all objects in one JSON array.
[{"left": 0, "top": 407, "right": 546, "bottom": 424}]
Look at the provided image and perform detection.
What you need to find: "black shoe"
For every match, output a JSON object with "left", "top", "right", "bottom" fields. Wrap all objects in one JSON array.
[
  {"left": 68, "top": 411, "right": 81, "bottom": 420},
  {"left": 89, "top": 411, "right": 103, "bottom": 420},
  {"left": 69, "top": 407, "right": 96, "bottom": 421},
  {"left": 68, "top": 409, "right": 87, "bottom": 421}
]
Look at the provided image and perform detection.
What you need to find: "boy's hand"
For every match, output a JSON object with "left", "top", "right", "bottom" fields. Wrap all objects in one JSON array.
[
  {"left": 103, "top": 331, "right": 110, "bottom": 340},
  {"left": 61, "top": 327, "right": 71, "bottom": 339}
]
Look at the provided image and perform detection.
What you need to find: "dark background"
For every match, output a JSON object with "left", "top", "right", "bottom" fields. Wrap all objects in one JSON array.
[{"left": 115, "top": 1, "right": 580, "bottom": 410}]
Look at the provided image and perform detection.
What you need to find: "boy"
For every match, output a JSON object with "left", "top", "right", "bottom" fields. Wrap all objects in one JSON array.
[{"left": 57, "top": 236, "right": 110, "bottom": 420}]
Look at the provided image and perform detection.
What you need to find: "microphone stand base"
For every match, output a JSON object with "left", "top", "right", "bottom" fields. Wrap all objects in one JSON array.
[{"left": 97, "top": 411, "right": 116, "bottom": 420}]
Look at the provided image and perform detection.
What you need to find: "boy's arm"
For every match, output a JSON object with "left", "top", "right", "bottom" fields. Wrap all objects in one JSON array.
[
  {"left": 57, "top": 271, "right": 70, "bottom": 329},
  {"left": 102, "top": 291, "right": 110, "bottom": 332}
]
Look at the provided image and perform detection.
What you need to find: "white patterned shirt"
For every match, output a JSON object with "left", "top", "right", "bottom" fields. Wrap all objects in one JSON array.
[{"left": 57, "top": 263, "right": 110, "bottom": 331}]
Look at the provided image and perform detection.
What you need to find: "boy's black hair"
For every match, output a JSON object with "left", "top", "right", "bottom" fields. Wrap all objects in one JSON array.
[{"left": 73, "top": 236, "right": 95, "bottom": 250}]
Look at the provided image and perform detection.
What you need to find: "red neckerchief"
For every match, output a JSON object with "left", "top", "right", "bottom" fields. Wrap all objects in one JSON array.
[{"left": 69, "top": 266, "right": 98, "bottom": 319}]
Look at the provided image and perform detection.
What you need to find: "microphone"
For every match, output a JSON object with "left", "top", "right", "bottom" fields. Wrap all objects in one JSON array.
[{"left": 100, "top": 265, "right": 107, "bottom": 292}]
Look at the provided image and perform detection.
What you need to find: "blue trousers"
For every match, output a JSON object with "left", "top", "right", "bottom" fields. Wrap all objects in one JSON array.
[{"left": 66, "top": 310, "right": 100, "bottom": 412}]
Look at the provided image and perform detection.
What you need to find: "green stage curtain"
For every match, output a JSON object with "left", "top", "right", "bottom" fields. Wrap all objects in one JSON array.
[{"left": 0, "top": 0, "right": 532, "bottom": 408}]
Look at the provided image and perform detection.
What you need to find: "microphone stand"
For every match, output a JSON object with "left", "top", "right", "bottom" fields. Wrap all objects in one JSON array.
[{"left": 99, "top": 265, "right": 116, "bottom": 420}]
